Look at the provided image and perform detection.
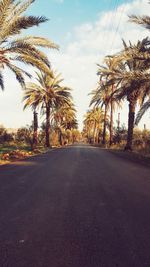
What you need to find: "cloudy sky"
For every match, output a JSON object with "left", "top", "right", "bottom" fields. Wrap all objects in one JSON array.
[{"left": 0, "top": 0, "right": 150, "bottom": 130}]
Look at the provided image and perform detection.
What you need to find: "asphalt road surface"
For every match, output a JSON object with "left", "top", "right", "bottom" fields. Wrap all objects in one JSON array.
[{"left": 0, "top": 144, "right": 150, "bottom": 267}]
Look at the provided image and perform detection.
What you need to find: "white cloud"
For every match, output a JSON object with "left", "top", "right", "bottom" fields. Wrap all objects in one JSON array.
[
  {"left": 50, "top": 0, "right": 150, "bottom": 130},
  {"left": 0, "top": 0, "right": 150, "bottom": 130}
]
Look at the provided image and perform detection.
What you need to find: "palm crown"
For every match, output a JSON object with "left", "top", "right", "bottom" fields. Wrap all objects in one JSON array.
[{"left": 0, "top": 0, "right": 59, "bottom": 90}]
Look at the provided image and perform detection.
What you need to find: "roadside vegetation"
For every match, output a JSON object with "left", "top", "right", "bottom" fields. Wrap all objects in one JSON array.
[
  {"left": 0, "top": 124, "right": 81, "bottom": 163},
  {"left": 1, "top": 1, "right": 150, "bottom": 163},
  {"left": 0, "top": 0, "right": 79, "bottom": 164},
  {"left": 83, "top": 3, "right": 150, "bottom": 156}
]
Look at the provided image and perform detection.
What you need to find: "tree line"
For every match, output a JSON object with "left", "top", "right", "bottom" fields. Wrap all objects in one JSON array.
[
  {"left": 0, "top": 0, "right": 78, "bottom": 149},
  {"left": 83, "top": 3, "right": 150, "bottom": 151}
]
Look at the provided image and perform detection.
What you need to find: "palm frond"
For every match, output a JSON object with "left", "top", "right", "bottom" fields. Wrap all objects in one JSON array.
[
  {"left": 13, "top": 0, "right": 35, "bottom": 17},
  {"left": 129, "top": 15, "right": 150, "bottom": 30},
  {"left": 0, "top": 0, "right": 13, "bottom": 30},
  {"left": 7, "top": 63, "right": 26, "bottom": 87},
  {"left": 135, "top": 99, "right": 150, "bottom": 125},
  {"left": 1, "top": 16, "right": 48, "bottom": 41},
  {"left": 0, "top": 72, "right": 4, "bottom": 90},
  {"left": 15, "top": 54, "right": 52, "bottom": 75},
  {"left": 13, "top": 36, "right": 59, "bottom": 49},
  {"left": 6, "top": 41, "right": 51, "bottom": 67}
]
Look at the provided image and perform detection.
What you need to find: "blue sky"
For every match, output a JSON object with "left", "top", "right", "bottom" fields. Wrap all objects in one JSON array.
[
  {"left": 1, "top": 0, "right": 150, "bottom": 130},
  {"left": 28, "top": 0, "right": 132, "bottom": 47}
]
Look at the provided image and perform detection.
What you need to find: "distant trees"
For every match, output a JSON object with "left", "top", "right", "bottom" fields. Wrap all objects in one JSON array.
[
  {"left": 16, "top": 126, "right": 33, "bottom": 148},
  {"left": 83, "top": 108, "right": 105, "bottom": 144},
  {"left": 0, "top": 126, "right": 14, "bottom": 143}
]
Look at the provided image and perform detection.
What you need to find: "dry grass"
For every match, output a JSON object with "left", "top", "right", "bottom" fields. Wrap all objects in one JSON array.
[{"left": 0, "top": 142, "right": 49, "bottom": 165}]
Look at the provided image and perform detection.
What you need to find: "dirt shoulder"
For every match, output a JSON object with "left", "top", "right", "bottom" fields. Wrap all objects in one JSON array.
[{"left": 107, "top": 148, "right": 150, "bottom": 168}]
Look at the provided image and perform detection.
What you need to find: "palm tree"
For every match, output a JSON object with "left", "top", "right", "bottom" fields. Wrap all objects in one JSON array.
[
  {"left": 90, "top": 81, "right": 109, "bottom": 145},
  {"left": 0, "top": 0, "right": 58, "bottom": 90},
  {"left": 83, "top": 110, "right": 93, "bottom": 143},
  {"left": 91, "top": 58, "right": 121, "bottom": 146},
  {"left": 24, "top": 71, "right": 72, "bottom": 147},
  {"left": 97, "top": 56, "right": 122, "bottom": 146},
  {"left": 129, "top": 7, "right": 150, "bottom": 130},
  {"left": 52, "top": 103, "right": 77, "bottom": 145},
  {"left": 103, "top": 40, "right": 150, "bottom": 150},
  {"left": 56, "top": 104, "right": 77, "bottom": 129},
  {"left": 23, "top": 90, "right": 40, "bottom": 149},
  {"left": 83, "top": 108, "right": 104, "bottom": 144}
]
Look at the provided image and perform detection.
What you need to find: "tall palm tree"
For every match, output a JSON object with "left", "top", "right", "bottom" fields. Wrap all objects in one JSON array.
[
  {"left": 97, "top": 56, "right": 122, "bottom": 146},
  {"left": 90, "top": 81, "right": 109, "bottom": 145},
  {"left": 0, "top": 0, "right": 58, "bottom": 90},
  {"left": 24, "top": 71, "right": 72, "bottom": 147},
  {"left": 90, "top": 74, "right": 120, "bottom": 146},
  {"left": 129, "top": 7, "right": 150, "bottom": 129},
  {"left": 103, "top": 40, "right": 150, "bottom": 150}
]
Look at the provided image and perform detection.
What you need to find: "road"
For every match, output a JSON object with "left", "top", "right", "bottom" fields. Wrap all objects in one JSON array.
[{"left": 0, "top": 144, "right": 150, "bottom": 267}]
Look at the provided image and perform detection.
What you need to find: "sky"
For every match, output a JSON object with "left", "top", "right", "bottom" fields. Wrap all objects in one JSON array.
[{"left": 0, "top": 0, "right": 150, "bottom": 130}]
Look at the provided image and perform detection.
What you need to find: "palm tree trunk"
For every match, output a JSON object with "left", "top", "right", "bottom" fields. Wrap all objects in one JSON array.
[
  {"left": 87, "top": 129, "right": 90, "bottom": 143},
  {"left": 125, "top": 100, "right": 136, "bottom": 151},
  {"left": 33, "top": 109, "right": 38, "bottom": 149},
  {"left": 46, "top": 105, "right": 50, "bottom": 147},
  {"left": 102, "top": 104, "right": 107, "bottom": 145},
  {"left": 96, "top": 129, "right": 99, "bottom": 144},
  {"left": 59, "top": 129, "right": 63, "bottom": 146},
  {"left": 109, "top": 84, "right": 114, "bottom": 146},
  {"left": 93, "top": 121, "right": 97, "bottom": 144}
]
